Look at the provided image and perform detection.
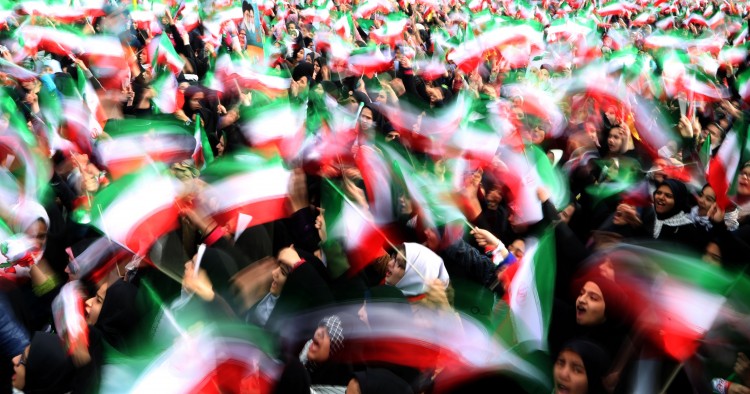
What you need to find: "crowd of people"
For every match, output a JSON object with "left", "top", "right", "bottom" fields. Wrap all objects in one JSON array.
[{"left": 0, "top": 0, "right": 750, "bottom": 392}]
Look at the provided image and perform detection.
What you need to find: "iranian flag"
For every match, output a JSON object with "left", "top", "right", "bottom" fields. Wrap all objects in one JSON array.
[
  {"left": 151, "top": 70, "right": 179, "bottom": 114},
  {"left": 332, "top": 11, "right": 355, "bottom": 40},
  {"left": 446, "top": 25, "right": 483, "bottom": 74},
  {"left": 75, "top": 65, "right": 106, "bottom": 136},
  {"left": 90, "top": 166, "right": 180, "bottom": 256},
  {"left": 347, "top": 45, "right": 393, "bottom": 77},
  {"left": 596, "top": 1, "right": 634, "bottom": 17},
  {"left": 370, "top": 12, "right": 410, "bottom": 47},
  {"left": 322, "top": 178, "right": 390, "bottom": 274},
  {"left": 192, "top": 114, "right": 214, "bottom": 170},
  {"left": 353, "top": 0, "right": 395, "bottom": 19},
  {"left": 17, "top": 25, "right": 85, "bottom": 57},
  {"left": 707, "top": 129, "right": 745, "bottom": 210},
  {"left": 96, "top": 118, "right": 196, "bottom": 179},
  {"left": 199, "top": 153, "right": 292, "bottom": 230},
  {"left": 240, "top": 97, "right": 306, "bottom": 161},
  {"left": 149, "top": 34, "right": 186, "bottom": 75},
  {"left": 506, "top": 229, "right": 556, "bottom": 351},
  {"left": 607, "top": 245, "right": 748, "bottom": 362},
  {"left": 737, "top": 67, "right": 750, "bottom": 102},
  {"left": 718, "top": 43, "right": 749, "bottom": 67}
]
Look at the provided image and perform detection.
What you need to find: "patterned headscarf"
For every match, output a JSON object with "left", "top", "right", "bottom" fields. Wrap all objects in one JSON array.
[{"left": 319, "top": 315, "right": 344, "bottom": 355}]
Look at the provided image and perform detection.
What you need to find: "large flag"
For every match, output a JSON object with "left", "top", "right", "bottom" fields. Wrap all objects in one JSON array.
[
  {"left": 90, "top": 166, "right": 181, "bottom": 256},
  {"left": 199, "top": 152, "right": 292, "bottom": 231}
]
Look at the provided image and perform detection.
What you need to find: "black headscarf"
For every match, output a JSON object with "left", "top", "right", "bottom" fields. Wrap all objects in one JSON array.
[
  {"left": 235, "top": 225, "right": 273, "bottom": 265},
  {"left": 654, "top": 179, "right": 689, "bottom": 220},
  {"left": 24, "top": 332, "right": 76, "bottom": 394},
  {"left": 201, "top": 248, "right": 238, "bottom": 300},
  {"left": 94, "top": 279, "right": 138, "bottom": 353},
  {"left": 292, "top": 61, "right": 314, "bottom": 82},
  {"left": 559, "top": 339, "right": 611, "bottom": 394}
]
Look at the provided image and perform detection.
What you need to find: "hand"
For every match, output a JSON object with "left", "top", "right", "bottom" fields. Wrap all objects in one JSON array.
[
  {"left": 277, "top": 246, "right": 301, "bottom": 269},
  {"left": 616, "top": 203, "right": 642, "bottom": 227},
  {"left": 423, "top": 279, "right": 450, "bottom": 310},
  {"left": 216, "top": 104, "right": 227, "bottom": 115},
  {"left": 183, "top": 259, "right": 215, "bottom": 301},
  {"left": 537, "top": 186, "right": 550, "bottom": 203},
  {"left": 677, "top": 116, "right": 694, "bottom": 139},
  {"left": 470, "top": 227, "right": 501, "bottom": 250},
  {"left": 735, "top": 352, "right": 750, "bottom": 384},
  {"left": 707, "top": 203, "right": 725, "bottom": 223},
  {"left": 728, "top": 383, "right": 750, "bottom": 394},
  {"left": 315, "top": 208, "right": 327, "bottom": 242}
]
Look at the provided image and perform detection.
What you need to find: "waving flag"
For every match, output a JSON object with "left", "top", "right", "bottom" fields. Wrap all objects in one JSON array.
[
  {"left": 96, "top": 118, "right": 196, "bottom": 179},
  {"left": 149, "top": 34, "right": 186, "bottom": 75},
  {"left": 240, "top": 96, "right": 306, "bottom": 160},
  {"left": 90, "top": 166, "right": 180, "bottom": 256},
  {"left": 199, "top": 152, "right": 292, "bottom": 230}
]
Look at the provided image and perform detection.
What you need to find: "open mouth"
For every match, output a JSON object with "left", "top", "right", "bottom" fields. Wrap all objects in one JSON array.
[
  {"left": 576, "top": 305, "right": 586, "bottom": 316},
  {"left": 556, "top": 383, "right": 570, "bottom": 394}
]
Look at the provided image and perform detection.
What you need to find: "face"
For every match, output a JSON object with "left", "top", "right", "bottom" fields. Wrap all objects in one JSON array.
[
  {"left": 385, "top": 253, "right": 406, "bottom": 286},
  {"left": 486, "top": 188, "right": 503, "bottom": 210},
  {"left": 607, "top": 128, "right": 624, "bottom": 154},
  {"left": 25, "top": 220, "right": 47, "bottom": 251},
  {"left": 707, "top": 124, "right": 723, "bottom": 146},
  {"left": 539, "top": 68, "right": 550, "bottom": 81},
  {"left": 85, "top": 282, "right": 108, "bottom": 325},
  {"left": 189, "top": 92, "right": 204, "bottom": 111},
  {"left": 12, "top": 345, "right": 29, "bottom": 390},
  {"left": 576, "top": 281, "right": 606, "bottom": 326},
  {"left": 653, "top": 185, "right": 675, "bottom": 215},
  {"left": 738, "top": 167, "right": 750, "bottom": 196},
  {"left": 399, "top": 195, "right": 413, "bottom": 215},
  {"left": 359, "top": 108, "right": 374, "bottom": 132},
  {"left": 703, "top": 242, "right": 722, "bottom": 266},
  {"left": 507, "top": 239, "right": 525, "bottom": 260},
  {"left": 612, "top": 205, "right": 628, "bottom": 226},
  {"left": 553, "top": 350, "right": 588, "bottom": 394},
  {"left": 270, "top": 262, "right": 289, "bottom": 296},
  {"left": 697, "top": 186, "right": 716, "bottom": 215},
  {"left": 216, "top": 135, "right": 226, "bottom": 157},
  {"left": 531, "top": 126, "right": 546, "bottom": 145},
  {"left": 307, "top": 326, "right": 331, "bottom": 363},
  {"left": 376, "top": 90, "right": 388, "bottom": 104}
]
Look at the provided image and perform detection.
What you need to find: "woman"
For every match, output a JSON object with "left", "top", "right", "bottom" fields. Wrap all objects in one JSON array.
[
  {"left": 553, "top": 339, "right": 611, "bottom": 394},
  {"left": 11, "top": 331, "right": 98, "bottom": 394},
  {"left": 83, "top": 279, "right": 138, "bottom": 353},
  {"left": 549, "top": 272, "right": 629, "bottom": 362},
  {"left": 648, "top": 179, "right": 707, "bottom": 248},
  {"left": 182, "top": 86, "right": 220, "bottom": 153},
  {"left": 385, "top": 243, "right": 450, "bottom": 302},
  {"left": 691, "top": 184, "right": 739, "bottom": 231}
]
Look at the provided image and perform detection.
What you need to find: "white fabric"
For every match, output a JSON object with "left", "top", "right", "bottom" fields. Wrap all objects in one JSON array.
[
  {"left": 690, "top": 206, "right": 740, "bottom": 232},
  {"left": 395, "top": 243, "right": 450, "bottom": 296},
  {"left": 653, "top": 211, "right": 694, "bottom": 239},
  {"left": 11, "top": 201, "right": 49, "bottom": 233}
]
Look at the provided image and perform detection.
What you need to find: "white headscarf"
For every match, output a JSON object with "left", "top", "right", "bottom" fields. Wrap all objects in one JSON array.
[
  {"left": 11, "top": 201, "right": 49, "bottom": 234},
  {"left": 395, "top": 243, "right": 450, "bottom": 297}
]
